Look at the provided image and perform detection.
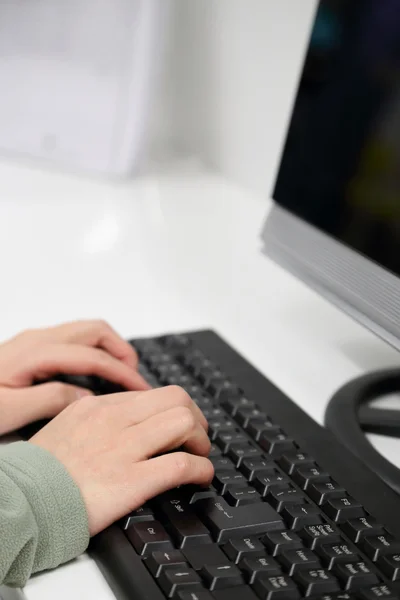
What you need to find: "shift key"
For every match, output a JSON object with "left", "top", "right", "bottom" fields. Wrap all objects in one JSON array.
[
  {"left": 158, "top": 494, "right": 212, "bottom": 548},
  {"left": 196, "top": 497, "right": 283, "bottom": 542}
]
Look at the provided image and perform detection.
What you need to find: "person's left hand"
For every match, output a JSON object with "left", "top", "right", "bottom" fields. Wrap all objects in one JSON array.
[{"left": 0, "top": 320, "right": 150, "bottom": 436}]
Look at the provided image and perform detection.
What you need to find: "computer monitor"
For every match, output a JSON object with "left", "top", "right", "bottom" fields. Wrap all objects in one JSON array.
[{"left": 262, "top": 0, "right": 400, "bottom": 349}]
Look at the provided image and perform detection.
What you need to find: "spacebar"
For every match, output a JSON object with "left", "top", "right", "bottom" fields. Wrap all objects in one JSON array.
[{"left": 196, "top": 498, "right": 283, "bottom": 542}]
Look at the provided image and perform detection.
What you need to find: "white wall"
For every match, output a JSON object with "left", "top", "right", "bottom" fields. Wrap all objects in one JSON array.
[{"left": 154, "top": 0, "right": 318, "bottom": 196}]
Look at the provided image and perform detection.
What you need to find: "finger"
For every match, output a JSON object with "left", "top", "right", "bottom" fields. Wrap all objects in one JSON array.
[
  {"left": 130, "top": 406, "right": 211, "bottom": 458},
  {"left": 35, "top": 320, "right": 139, "bottom": 369},
  {"left": 129, "top": 453, "right": 214, "bottom": 507},
  {"left": 0, "top": 383, "right": 91, "bottom": 436},
  {"left": 24, "top": 344, "right": 149, "bottom": 391},
  {"left": 100, "top": 386, "right": 208, "bottom": 432}
]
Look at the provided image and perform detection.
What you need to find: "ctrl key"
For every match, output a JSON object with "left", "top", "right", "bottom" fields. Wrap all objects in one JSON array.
[
  {"left": 158, "top": 567, "right": 202, "bottom": 598},
  {"left": 252, "top": 575, "right": 300, "bottom": 600},
  {"left": 125, "top": 521, "right": 174, "bottom": 556}
]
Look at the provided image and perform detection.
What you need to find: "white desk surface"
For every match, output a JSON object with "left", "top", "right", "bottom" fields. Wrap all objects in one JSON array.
[{"left": 1, "top": 158, "right": 400, "bottom": 600}]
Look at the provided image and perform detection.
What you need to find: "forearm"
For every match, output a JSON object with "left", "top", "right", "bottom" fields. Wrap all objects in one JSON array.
[{"left": 0, "top": 442, "right": 89, "bottom": 587}]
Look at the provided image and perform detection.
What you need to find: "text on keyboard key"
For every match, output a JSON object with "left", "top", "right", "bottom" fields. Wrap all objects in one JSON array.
[
  {"left": 239, "top": 555, "right": 282, "bottom": 584},
  {"left": 145, "top": 550, "right": 187, "bottom": 577},
  {"left": 341, "top": 517, "right": 384, "bottom": 544},
  {"left": 357, "top": 585, "right": 399, "bottom": 600},
  {"left": 332, "top": 562, "right": 379, "bottom": 590},
  {"left": 278, "top": 548, "right": 320, "bottom": 576},
  {"left": 222, "top": 537, "right": 266, "bottom": 563},
  {"left": 126, "top": 521, "right": 174, "bottom": 556},
  {"left": 252, "top": 575, "right": 301, "bottom": 600},
  {"left": 299, "top": 524, "right": 341, "bottom": 549},
  {"left": 293, "top": 568, "right": 340, "bottom": 597},
  {"left": 262, "top": 531, "right": 303, "bottom": 557},
  {"left": 196, "top": 497, "right": 284, "bottom": 543},
  {"left": 316, "top": 543, "right": 358, "bottom": 569},
  {"left": 158, "top": 567, "right": 202, "bottom": 598},
  {"left": 377, "top": 554, "right": 400, "bottom": 581},
  {"left": 200, "top": 563, "right": 244, "bottom": 590},
  {"left": 361, "top": 534, "right": 400, "bottom": 562},
  {"left": 323, "top": 496, "right": 365, "bottom": 523},
  {"left": 157, "top": 495, "right": 212, "bottom": 548}
]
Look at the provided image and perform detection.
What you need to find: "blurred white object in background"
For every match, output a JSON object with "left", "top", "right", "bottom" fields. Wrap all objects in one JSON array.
[{"left": 0, "top": 0, "right": 164, "bottom": 176}]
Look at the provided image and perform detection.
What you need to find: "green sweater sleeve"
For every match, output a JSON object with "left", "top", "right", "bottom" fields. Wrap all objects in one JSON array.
[{"left": 0, "top": 441, "right": 90, "bottom": 588}]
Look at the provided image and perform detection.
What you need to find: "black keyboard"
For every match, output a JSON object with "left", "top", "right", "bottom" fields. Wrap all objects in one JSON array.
[{"left": 41, "top": 330, "right": 400, "bottom": 599}]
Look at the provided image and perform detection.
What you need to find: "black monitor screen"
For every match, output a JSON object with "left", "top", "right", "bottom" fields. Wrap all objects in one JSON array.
[{"left": 274, "top": 0, "right": 400, "bottom": 277}]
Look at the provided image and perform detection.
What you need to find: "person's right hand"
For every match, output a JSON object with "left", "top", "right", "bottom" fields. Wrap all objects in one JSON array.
[{"left": 31, "top": 386, "right": 214, "bottom": 536}]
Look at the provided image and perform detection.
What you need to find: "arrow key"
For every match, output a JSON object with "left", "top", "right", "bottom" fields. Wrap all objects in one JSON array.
[
  {"left": 158, "top": 567, "right": 202, "bottom": 598},
  {"left": 200, "top": 564, "right": 244, "bottom": 590}
]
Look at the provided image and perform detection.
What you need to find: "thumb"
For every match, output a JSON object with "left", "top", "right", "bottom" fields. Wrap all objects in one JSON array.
[{"left": 0, "top": 382, "right": 92, "bottom": 436}]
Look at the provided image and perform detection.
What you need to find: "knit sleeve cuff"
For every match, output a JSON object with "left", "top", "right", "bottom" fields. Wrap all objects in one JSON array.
[{"left": 0, "top": 441, "right": 90, "bottom": 571}]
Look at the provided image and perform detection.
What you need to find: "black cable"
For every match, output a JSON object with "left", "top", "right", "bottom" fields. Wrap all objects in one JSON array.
[{"left": 325, "top": 368, "right": 400, "bottom": 495}]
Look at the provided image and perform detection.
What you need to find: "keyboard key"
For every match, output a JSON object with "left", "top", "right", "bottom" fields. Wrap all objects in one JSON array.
[
  {"left": 323, "top": 497, "right": 365, "bottom": 523},
  {"left": 221, "top": 397, "right": 256, "bottom": 416},
  {"left": 177, "top": 592, "right": 214, "bottom": 600},
  {"left": 185, "top": 486, "right": 217, "bottom": 504},
  {"left": 209, "top": 444, "right": 222, "bottom": 457},
  {"left": 246, "top": 421, "right": 279, "bottom": 442},
  {"left": 266, "top": 485, "right": 306, "bottom": 512},
  {"left": 161, "top": 334, "right": 191, "bottom": 351},
  {"left": 126, "top": 521, "right": 174, "bottom": 556},
  {"left": 341, "top": 517, "right": 384, "bottom": 543},
  {"left": 182, "top": 544, "right": 227, "bottom": 570},
  {"left": 212, "top": 586, "right": 259, "bottom": 600},
  {"left": 198, "top": 401, "right": 218, "bottom": 414},
  {"left": 278, "top": 452, "right": 315, "bottom": 475},
  {"left": 240, "top": 555, "right": 281, "bottom": 583},
  {"left": 281, "top": 503, "right": 323, "bottom": 530},
  {"left": 357, "top": 585, "right": 398, "bottom": 600},
  {"left": 158, "top": 566, "right": 202, "bottom": 598},
  {"left": 210, "top": 457, "right": 236, "bottom": 472},
  {"left": 164, "top": 374, "right": 194, "bottom": 387},
  {"left": 294, "top": 568, "right": 340, "bottom": 596},
  {"left": 307, "top": 481, "right": 346, "bottom": 505},
  {"left": 122, "top": 505, "right": 154, "bottom": 528},
  {"left": 216, "top": 432, "right": 249, "bottom": 453},
  {"left": 254, "top": 472, "right": 290, "bottom": 496},
  {"left": 262, "top": 531, "right": 303, "bottom": 556},
  {"left": 157, "top": 495, "right": 212, "bottom": 547},
  {"left": 223, "top": 537, "right": 266, "bottom": 563},
  {"left": 377, "top": 554, "right": 400, "bottom": 581},
  {"left": 278, "top": 548, "right": 320, "bottom": 575},
  {"left": 300, "top": 524, "right": 341, "bottom": 549},
  {"left": 225, "top": 486, "right": 262, "bottom": 507},
  {"left": 361, "top": 534, "right": 400, "bottom": 562},
  {"left": 196, "top": 497, "right": 283, "bottom": 543},
  {"left": 333, "top": 562, "right": 379, "bottom": 590},
  {"left": 252, "top": 575, "right": 301, "bottom": 600},
  {"left": 291, "top": 465, "right": 330, "bottom": 490},
  {"left": 213, "top": 471, "right": 248, "bottom": 494},
  {"left": 200, "top": 564, "right": 244, "bottom": 590},
  {"left": 227, "top": 444, "right": 263, "bottom": 467},
  {"left": 197, "top": 367, "right": 225, "bottom": 387},
  {"left": 209, "top": 419, "right": 236, "bottom": 441},
  {"left": 240, "top": 458, "right": 275, "bottom": 481},
  {"left": 145, "top": 550, "right": 187, "bottom": 577},
  {"left": 259, "top": 431, "right": 296, "bottom": 457},
  {"left": 316, "top": 543, "right": 358, "bottom": 569},
  {"left": 236, "top": 408, "right": 268, "bottom": 428}
]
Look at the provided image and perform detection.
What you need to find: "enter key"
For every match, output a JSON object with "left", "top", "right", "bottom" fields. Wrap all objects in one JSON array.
[{"left": 195, "top": 497, "right": 283, "bottom": 543}]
